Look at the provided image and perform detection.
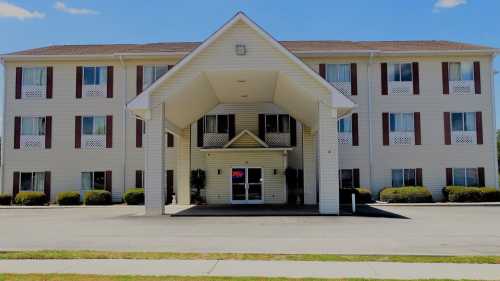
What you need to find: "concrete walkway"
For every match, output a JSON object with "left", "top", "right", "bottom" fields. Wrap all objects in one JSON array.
[{"left": 1, "top": 259, "right": 500, "bottom": 280}]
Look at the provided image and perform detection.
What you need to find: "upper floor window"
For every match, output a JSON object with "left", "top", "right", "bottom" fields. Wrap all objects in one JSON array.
[
  {"left": 22, "top": 67, "right": 47, "bottom": 87},
  {"left": 326, "top": 64, "right": 351, "bottom": 83},
  {"left": 83, "top": 116, "right": 106, "bottom": 136},
  {"left": 449, "top": 62, "right": 473, "bottom": 81},
  {"left": 21, "top": 117, "right": 45, "bottom": 136},
  {"left": 388, "top": 63, "right": 412, "bottom": 82},
  {"left": 81, "top": 171, "right": 106, "bottom": 190},
  {"left": 20, "top": 67, "right": 49, "bottom": 99},
  {"left": 204, "top": 115, "right": 228, "bottom": 134},
  {"left": 451, "top": 112, "right": 475, "bottom": 133},
  {"left": 265, "top": 114, "right": 290, "bottom": 134},
  {"left": 451, "top": 168, "right": 479, "bottom": 187},
  {"left": 338, "top": 117, "right": 352, "bottom": 133},
  {"left": 143, "top": 65, "right": 169, "bottom": 90},
  {"left": 390, "top": 113, "right": 414, "bottom": 133},
  {"left": 392, "top": 168, "right": 416, "bottom": 187},
  {"left": 20, "top": 172, "right": 45, "bottom": 192},
  {"left": 83, "top": 66, "right": 107, "bottom": 86}
]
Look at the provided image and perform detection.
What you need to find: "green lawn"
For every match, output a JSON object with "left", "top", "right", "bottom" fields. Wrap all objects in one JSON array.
[
  {"left": 0, "top": 250, "right": 499, "bottom": 264},
  {"left": 0, "top": 274, "right": 487, "bottom": 281}
]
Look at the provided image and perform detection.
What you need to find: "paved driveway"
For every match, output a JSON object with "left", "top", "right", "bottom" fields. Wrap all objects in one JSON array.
[{"left": 0, "top": 205, "right": 499, "bottom": 255}]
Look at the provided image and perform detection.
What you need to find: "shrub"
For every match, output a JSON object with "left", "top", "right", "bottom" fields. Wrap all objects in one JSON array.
[
  {"left": 83, "top": 190, "right": 112, "bottom": 205},
  {"left": 340, "top": 188, "right": 373, "bottom": 204},
  {"left": 14, "top": 191, "right": 47, "bottom": 206},
  {"left": 0, "top": 193, "right": 12, "bottom": 205},
  {"left": 57, "top": 191, "right": 81, "bottom": 205},
  {"left": 443, "top": 186, "right": 500, "bottom": 202},
  {"left": 123, "top": 188, "right": 144, "bottom": 205},
  {"left": 379, "top": 186, "right": 433, "bottom": 203}
]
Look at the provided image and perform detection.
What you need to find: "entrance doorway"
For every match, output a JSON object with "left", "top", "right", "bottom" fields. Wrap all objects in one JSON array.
[{"left": 231, "top": 167, "right": 263, "bottom": 204}]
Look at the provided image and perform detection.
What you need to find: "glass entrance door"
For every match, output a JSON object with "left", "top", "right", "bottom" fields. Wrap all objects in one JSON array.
[{"left": 231, "top": 167, "right": 263, "bottom": 204}]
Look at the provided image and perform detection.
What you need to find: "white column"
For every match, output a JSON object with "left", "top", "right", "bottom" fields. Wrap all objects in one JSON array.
[
  {"left": 176, "top": 128, "right": 191, "bottom": 205},
  {"left": 318, "top": 102, "right": 340, "bottom": 214},
  {"left": 302, "top": 126, "right": 317, "bottom": 205},
  {"left": 144, "top": 105, "right": 166, "bottom": 215}
]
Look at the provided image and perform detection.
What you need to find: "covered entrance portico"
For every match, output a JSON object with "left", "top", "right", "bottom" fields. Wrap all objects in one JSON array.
[{"left": 127, "top": 12, "right": 355, "bottom": 215}]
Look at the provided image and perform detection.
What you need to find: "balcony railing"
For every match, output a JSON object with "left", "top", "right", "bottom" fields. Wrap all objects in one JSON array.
[
  {"left": 338, "top": 132, "right": 352, "bottom": 145},
  {"left": 450, "top": 80, "right": 475, "bottom": 95},
  {"left": 203, "top": 133, "right": 229, "bottom": 147},
  {"left": 390, "top": 131, "right": 414, "bottom": 145},
  {"left": 331, "top": 82, "right": 351, "bottom": 96},
  {"left": 265, "top": 133, "right": 290, "bottom": 147},
  {"left": 452, "top": 131, "right": 476, "bottom": 144},
  {"left": 82, "top": 135, "right": 106, "bottom": 149},
  {"left": 20, "top": 135, "right": 45, "bottom": 149},
  {"left": 389, "top": 81, "right": 413, "bottom": 95},
  {"left": 22, "top": 85, "right": 46, "bottom": 99},
  {"left": 83, "top": 84, "right": 107, "bottom": 97}
]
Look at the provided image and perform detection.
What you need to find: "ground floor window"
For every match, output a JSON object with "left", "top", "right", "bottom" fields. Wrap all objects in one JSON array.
[
  {"left": 392, "top": 168, "right": 416, "bottom": 187},
  {"left": 20, "top": 172, "right": 45, "bottom": 192},
  {"left": 452, "top": 168, "right": 479, "bottom": 187},
  {"left": 81, "top": 171, "right": 106, "bottom": 190},
  {"left": 339, "top": 169, "right": 354, "bottom": 188}
]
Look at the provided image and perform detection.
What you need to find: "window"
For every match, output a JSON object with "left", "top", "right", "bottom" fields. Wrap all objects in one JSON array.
[
  {"left": 81, "top": 171, "right": 106, "bottom": 190},
  {"left": 204, "top": 115, "right": 228, "bottom": 134},
  {"left": 340, "top": 169, "right": 354, "bottom": 188},
  {"left": 143, "top": 65, "right": 169, "bottom": 90},
  {"left": 326, "top": 64, "right": 351, "bottom": 83},
  {"left": 266, "top": 114, "right": 290, "bottom": 133},
  {"left": 21, "top": 117, "right": 45, "bottom": 136},
  {"left": 451, "top": 112, "right": 476, "bottom": 132},
  {"left": 167, "top": 132, "right": 174, "bottom": 148},
  {"left": 392, "top": 169, "right": 416, "bottom": 187},
  {"left": 20, "top": 172, "right": 45, "bottom": 192},
  {"left": 452, "top": 168, "right": 479, "bottom": 187},
  {"left": 338, "top": 116, "right": 352, "bottom": 133},
  {"left": 388, "top": 63, "right": 412, "bottom": 82},
  {"left": 389, "top": 113, "right": 414, "bottom": 132},
  {"left": 449, "top": 62, "right": 473, "bottom": 81},
  {"left": 22, "top": 67, "right": 47, "bottom": 86},
  {"left": 82, "top": 116, "right": 106, "bottom": 135},
  {"left": 83, "top": 66, "right": 107, "bottom": 85}
]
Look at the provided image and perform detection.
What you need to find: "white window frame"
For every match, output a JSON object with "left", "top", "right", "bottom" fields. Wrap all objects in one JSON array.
[
  {"left": 325, "top": 64, "right": 351, "bottom": 83},
  {"left": 451, "top": 112, "right": 476, "bottom": 133},
  {"left": 20, "top": 116, "right": 45, "bottom": 136},
  {"left": 143, "top": 65, "right": 169, "bottom": 90},
  {"left": 19, "top": 172, "right": 45, "bottom": 192},
  {"left": 449, "top": 62, "right": 474, "bottom": 81},
  {"left": 81, "top": 171, "right": 106, "bottom": 191},
  {"left": 389, "top": 113, "right": 414, "bottom": 133},
  {"left": 22, "top": 67, "right": 47, "bottom": 87},
  {"left": 265, "top": 114, "right": 290, "bottom": 134},
  {"left": 82, "top": 116, "right": 106, "bottom": 136},
  {"left": 337, "top": 116, "right": 352, "bottom": 133},
  {"left": 451, "top": 168, "right": 479, "bottom": 187},
  {"left": 204, "top": 115, "right": 229, "bottom": 134},
  {"left": 83, "top": 66, "right": 107, "bottom": 86},
  {"left": 392, "top": 168, "right": 417, "bottom": 187},
  {"left": 388, "top": 63, "right": 413, "bottom": 82}
]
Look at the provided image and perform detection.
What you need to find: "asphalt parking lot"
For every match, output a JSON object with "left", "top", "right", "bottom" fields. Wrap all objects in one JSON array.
[{"left": 1, "top": 205, "right": 499, "bottom": 255}]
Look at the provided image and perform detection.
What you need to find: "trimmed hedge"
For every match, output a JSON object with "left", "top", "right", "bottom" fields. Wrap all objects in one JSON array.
[
  {"left": 83, "top": 190, "right": 112, "bottom": 205},
  {"left": 340, "top": 188, "right": 373, "bottom": 204},
  {"left": 57, "top": 191, "right": 81, "bottom": 205},
  {"left": 123, "top": 188, "right": 144, "bottom": 205},
  {"left": 14, "top": 191, "right": 47, "bottom": 206},
  {"left": 443, "top": 186, "right": 500, "bottom": 202},
  {"left": 0, "top": 193, "right": 12, "bottom": 205},
  {"left": 379, "top": 186, "right": 433, "bottom": 203}
]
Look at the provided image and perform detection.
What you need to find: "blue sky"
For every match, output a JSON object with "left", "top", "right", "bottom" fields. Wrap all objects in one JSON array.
[{"left": 0, "top": 0, "right": 499, "bottom": 132}]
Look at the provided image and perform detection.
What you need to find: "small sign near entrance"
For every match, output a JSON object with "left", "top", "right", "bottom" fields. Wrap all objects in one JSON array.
[{"left": 232, "top": 170, "right": 245, "bottom": 178}]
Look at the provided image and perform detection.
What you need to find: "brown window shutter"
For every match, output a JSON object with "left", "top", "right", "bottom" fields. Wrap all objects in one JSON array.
[
  {"left": 258, "top": 114, "right": 266, "bottom": 141},
  {"left": 476, "top": 111, "right": 483, "bottom": 145},
  {"left": 76, "top": 66, "right": 82, "bottom": 98},
  {"left": 319, "top": 64, "right": 326, "bottom": 79},
  {"left": 135, "top": 170, "right": 143, "bottom": 189},
  {"left": 46, "top": 67, "right": 53, "bottom": 99},
  {"left": 44, "top": 171, "right": 51, "bottom": 201},
  {"left": 228, "top": 114, "right": 236, "bottom": 140},
  {"left": 478, "top": 167, "right": 485, "bottom": 187},
  {"left": 14, "top": 116, "right": 21, "bottom": 149},
  {"left": 106, "top": 115, "right": 113, "bottom": 148},
  {"left": 136, "top": 65, "right": 143, "bottom": 95},
  {"left": 167, "top": 132, "right": 174, "bottom": 148},
  {"left": 416, "top": 168, "right": 423, "bottom": 186},
  {"left": 197, "top": 118, "right": 204, "bottom": 147},
  {"left": 13, "top": 172, "right": 20, "bottom": 198},
  {"left": 45, "top": 116, "right": 52, "bottom": 149},
  {"left": 107, "top": 66, "right": 114, "bottom": 98},
  {"left": 105, "top": 170, "right": 112, "bottom": 193},
  {"left": 414, "top": 112, "right": 421, "bottom": 145},
  {"left": 15, "top": 67, "right": 22, "bottom": 99},
  {"left": 473, "top": 61, "right": 481, "bottom": 94},
  {"left": 136, "top": 119, "right": 143, "bottom": 148},
  {"left": 412, "top": 62, "right": 419, "bottom": 95},
  {"left": 446, "top": 168, "right": 453, "bottom": 186},
  {"left": 290, "top": 117, "right": 297, "bottom": 147},
  {"left": 351, "top": 113, "right": 359, "bottom": 146},
  {"left": 350, "top": 63, "right": 358, "bottom": 96},
  {"left": 166, "top": 170, "right": 174, "bottom": 204},
  {"left": 381, "top": 63, "right": 388, "bottom": 95},
  {"left": 75, "top": 116, "right": 81, "bottom": 148},
  {"left": 382, "top": 112, "right": 389, "bottom": 146},
  {"left": 353, "top": 168, "right": 360, "bottom": 188},
  {"left": 442, "top": 62, "right": 449, "bottom": 95},
  {"left": 443, "top": 112, "right": 451, "bottom": 145}
]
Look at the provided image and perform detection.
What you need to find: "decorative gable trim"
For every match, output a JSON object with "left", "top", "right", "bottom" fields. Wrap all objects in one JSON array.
[{"left": 223, "top": 129, "right": 269, "bottom": 149}]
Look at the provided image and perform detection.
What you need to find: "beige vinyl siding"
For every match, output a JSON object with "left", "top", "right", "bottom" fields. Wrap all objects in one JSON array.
[
  {"left": 204, "top": 151, "right": 286, "bottom": 204},
  {"left": 228, "top": 134, "right": 263, "bottom": 148}
]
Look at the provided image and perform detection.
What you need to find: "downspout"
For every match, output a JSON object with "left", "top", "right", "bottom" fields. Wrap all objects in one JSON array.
[
  {"left": 490, "top": 54, "right": 499, "bottom": 189},
  {"left": 367, "top": 52, "right": 375, "bottom": 192},
  {"left": 0, "top": 58, "right": 6, "bottom": 194},
  {"left": 119, "top": 55, "right": 127, "bottom": 198}
]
